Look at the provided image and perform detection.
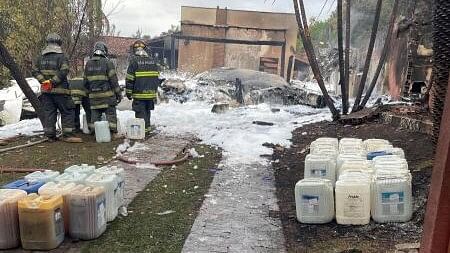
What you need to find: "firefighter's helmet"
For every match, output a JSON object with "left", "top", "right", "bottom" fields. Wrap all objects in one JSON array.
[
  {"left": 46, "top": 33, "right": 62, "bottom": 46},
  {"left": 133, "top": 40, "right": 146, "bottom": 51},
  {"left": 93, "top": 41, "right": 108, "bottom": 56}
]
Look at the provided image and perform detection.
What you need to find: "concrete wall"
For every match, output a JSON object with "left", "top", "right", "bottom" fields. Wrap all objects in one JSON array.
[
  {"left": 178, "top": 6, "right": 298, "bottom": 77},
  {"left": 181, "top": 7, "right": 217, "bottom": 25},
  {"left": 178, "top": 25, "right": 222, "bottom": 73},
  {"left": 224, "top": 28, "right": 283, "bottom": 71}
]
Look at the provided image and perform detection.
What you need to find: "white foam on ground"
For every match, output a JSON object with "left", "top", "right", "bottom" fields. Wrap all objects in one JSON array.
[
  {"left": 153, "top": 101, "right": 330, "bottom": 165},
  {"left": 0, "top": 118, "right": 42, "bottom": 138}
]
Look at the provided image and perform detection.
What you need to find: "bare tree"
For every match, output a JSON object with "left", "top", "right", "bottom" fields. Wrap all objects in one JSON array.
[
  {"left": 351, "top": 0, "right": 383, "bottom": 112},
  {"left": 293, "top": 0, "right": 340, "bottom": 120},
  {"left": 344, "top": 0, "right": 351, "bottom": 112},
  {"left": 337, "top": 0, "right": 348, "bottom": 114},
  {"left": 358, "top": 0, "right": 400, "bottom": 110}
]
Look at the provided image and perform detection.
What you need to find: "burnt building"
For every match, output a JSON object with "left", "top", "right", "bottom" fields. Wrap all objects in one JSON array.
[
  {"left": 147, "top": 33, "right": 180, "bottom": 69},
  {"left": 177, "top": 6, "right": 299, "bottom": 79}
]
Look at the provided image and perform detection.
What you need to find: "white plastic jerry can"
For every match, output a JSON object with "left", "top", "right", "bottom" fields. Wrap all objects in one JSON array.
[
  {"left": 294, "top": 178, "right": 334, "bottom": 224},
  {"left": 304, "top": 154, "right": 337, "bottom": 185},
  {"left": 371, "top": 175, "right": 413, "bottom": 223},
  {"left": 94, "top": 113, "right": 111, "bottom": 143},
  {"left": 126, "top": 118, "right": 145, "bottom": 140},
  {"left": 335, "top": 177, "right": 371, "bottom": 225}
]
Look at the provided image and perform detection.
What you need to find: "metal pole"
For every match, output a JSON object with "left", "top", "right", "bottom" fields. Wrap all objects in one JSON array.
[
  {"left": 170, "top": 35, "right": 176, "bottom": 69},
  {"left": 420, "top": 76, "right": 450, "bottom": 252},
  {"left": 280, "top": 43, "right": 286, "bottom": 78}
]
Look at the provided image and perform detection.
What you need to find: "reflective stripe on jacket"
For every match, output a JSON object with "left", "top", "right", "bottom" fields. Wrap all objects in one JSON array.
[
  {"left": 32, "top": 52, "right": 71, "bottom": 95},
  {"left": 125, "top": 55, "right": 160, "bottom": 100},
  {"left": 84, "top": 56, "right": 120, "bottom": 109}
]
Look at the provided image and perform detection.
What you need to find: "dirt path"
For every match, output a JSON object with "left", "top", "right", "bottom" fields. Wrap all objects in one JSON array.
[
  {"left": 182, "top": 161, "right": 285, "bottom": 253},
  {"left": 272, "top": 120, "right": 434, "bottom": 252}
]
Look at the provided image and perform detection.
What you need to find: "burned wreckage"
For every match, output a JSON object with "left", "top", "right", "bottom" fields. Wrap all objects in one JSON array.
[{"left": 161, "top": 68, "right": 326, "bottom": 108}]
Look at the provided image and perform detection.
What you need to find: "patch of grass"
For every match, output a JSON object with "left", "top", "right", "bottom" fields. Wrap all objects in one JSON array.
[
  {"left": 0, "top": 135, "right": 121, "bottom": 185},
  {"left": 82, "top": 144, "right": 222, "bottom": 253}
]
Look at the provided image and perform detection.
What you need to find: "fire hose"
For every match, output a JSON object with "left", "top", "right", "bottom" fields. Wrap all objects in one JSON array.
[
  {"left": 0, "top": 167, "right": 45, "bottom": 173},
  {"left": 0, "top": 138, "right": 48, "bottom": 154},
  {"left": 116, "top": 152, "right": 190, "bottom": 166}
]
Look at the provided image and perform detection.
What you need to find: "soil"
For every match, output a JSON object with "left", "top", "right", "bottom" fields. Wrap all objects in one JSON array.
[
  {"left": 388, "top": 105, "right": 432, "bottom": 122},
  {"left": 271, "top": 119, "right": 434, "bottom": 253},
  {"left": 0, "top": 134, "right": 121, "bottom": 186},
  {"left": 83, "top": 144, "right": 222, "bottom": 253}
]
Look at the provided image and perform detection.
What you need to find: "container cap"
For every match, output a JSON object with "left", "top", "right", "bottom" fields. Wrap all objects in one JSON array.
[
  {"left": 38, "top": 182, "right": 81, "bottom": 196},
  {"left": 0, "top": 189, "right": 27, "bottom": 204},
  {"left": 18, "top": 193, "right": 63, "bottom": 209},
  {"left": 72, "top": 186, "right": 105, "bottom": 197}
]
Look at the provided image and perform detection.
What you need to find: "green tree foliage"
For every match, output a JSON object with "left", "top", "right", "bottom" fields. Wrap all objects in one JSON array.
[{"left": 0, "top": 0, "right": 105, "bottom": 87}]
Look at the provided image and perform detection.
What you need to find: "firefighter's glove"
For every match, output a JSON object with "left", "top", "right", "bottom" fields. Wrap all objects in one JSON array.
[{"left": 41, "top": 80, "right": 53, "bottom": 92}]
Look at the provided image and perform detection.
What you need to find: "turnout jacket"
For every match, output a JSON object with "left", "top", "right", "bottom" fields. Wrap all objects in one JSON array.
[
  {"left": 83, "top": 56, "right": 121, "bottom": 109},
  {"left": 68, "top": 78, "right": 87, "bottom": 105},
  {"left": 125, "top": 55, "right": 161, "bottom": 100},
  {"left": 32, "top": 53, "right": 70, "bottom": 95}
]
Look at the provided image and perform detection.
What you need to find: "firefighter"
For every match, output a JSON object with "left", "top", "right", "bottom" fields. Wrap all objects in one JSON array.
[
  {"left": 126, "top": 40, "right": 163, "bottom": 136},
  {"left": 68, "top": 78, "right": 91, "bottom": 133},
  {"left": 84, "top": 41, "right": 122, "bottom": 138},
  {"left": 32, "top": 33, "right": 82, "bottom": 143}
]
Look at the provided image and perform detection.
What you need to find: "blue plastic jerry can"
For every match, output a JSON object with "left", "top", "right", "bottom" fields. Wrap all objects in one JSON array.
[
  {"left": 2, "top": 179, "right": 45, "bottom": 194},
  {"left": 367, "top": 151, "right": 393, "bottom": 160}
]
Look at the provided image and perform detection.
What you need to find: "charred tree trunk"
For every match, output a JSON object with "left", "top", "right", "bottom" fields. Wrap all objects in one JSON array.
[
  {"left": 337, "top": 0, "right": 348, "bottom": 114},
  {"left": 430, "top": 0, "right": 450, "bottom": 145},
  {"left": 359, "top": 0, "right": 400, "bottom": 109},
  {"left": 294, "top": 0, "right": 340, "bottom": 120},
  {"left": 352, "top": 0, "right": 383, "bottom": 112},
  {"left": 0, "top": 42, "right": 46, "bottom": 125},
  {"left": 344, "top": 0, "right": 351, "bottom": 111}
]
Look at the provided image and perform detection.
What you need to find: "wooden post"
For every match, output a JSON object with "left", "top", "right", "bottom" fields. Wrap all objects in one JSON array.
[{"left": 420, "top": 76, "right": 450, "bottom": 252}]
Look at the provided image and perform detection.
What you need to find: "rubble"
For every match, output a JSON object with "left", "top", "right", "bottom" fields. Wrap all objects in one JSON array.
[
  {"left": 161, "top": 68, "right": 328, "bottom": 108},
  {"left": 395, "top": 242, "right": 420, "bottom": 253},
  {"left": 252, "top": 121, "right": 274, "bottom": 126},
  {"left": 211, "top": 103, "right": 229, "bottom": 113}
]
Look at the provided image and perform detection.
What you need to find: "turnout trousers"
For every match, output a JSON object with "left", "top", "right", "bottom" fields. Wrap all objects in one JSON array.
[
  {"left": 132, "top": 99, "right": 154, "bottom": 133},
  {"left": 39, "top": 93, "right": 75, "bottom": 138},
  {"left": 90, "top": 106, "right": 118, "bottom": 133}
]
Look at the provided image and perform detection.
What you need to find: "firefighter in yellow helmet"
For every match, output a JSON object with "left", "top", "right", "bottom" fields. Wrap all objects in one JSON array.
[{"left": 126, "top": 40, "right": 163, "bottom": 136}]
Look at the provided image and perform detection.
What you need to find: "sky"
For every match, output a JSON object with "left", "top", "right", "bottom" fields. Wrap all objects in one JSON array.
[{"left": 104, "top": 0, "right": 336, "bottom": 37}]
